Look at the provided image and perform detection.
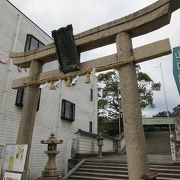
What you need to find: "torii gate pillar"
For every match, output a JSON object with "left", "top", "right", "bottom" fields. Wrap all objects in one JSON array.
[
  {"left": 116, "top": 32, "right": 149, "bottom": 179},
  {"left": 16, "top": 60, "right": 42, "bottom": 179}
]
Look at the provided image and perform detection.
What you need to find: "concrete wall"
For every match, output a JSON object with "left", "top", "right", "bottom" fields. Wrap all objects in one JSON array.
[
  {"left": 145, "top": 131, "right": 171, "bottom": 155},
  {"left": 121, "top": 130, "right": 171, "bottom": 155},
  {"left": 0, "top": 0, "right": 97, "bottom": 178},
  {"left": 73, "top": 131, "right": 114, "bottom": 156}
]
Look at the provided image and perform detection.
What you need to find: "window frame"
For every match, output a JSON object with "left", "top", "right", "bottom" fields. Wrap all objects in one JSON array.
[
  {"left": 15, "top": 34, "right": 44, "bottom": 110},
  {"left": 15, "top": 88, "right": 41, "bottom": 111},
  {"left": 15, "top": 88, "right": 24, "bottom": 107},
  {"left": 89, "top": 121, "right": 92, "bottom": 133},
  {"left": 24, "top": 34, "right": 44, "bottom": 52},
  {"left": 61, "top": 99, "right": 75, "bottom": 122},
  {"left": 90, "top": 88, "right": 93, "bottom": 101}
]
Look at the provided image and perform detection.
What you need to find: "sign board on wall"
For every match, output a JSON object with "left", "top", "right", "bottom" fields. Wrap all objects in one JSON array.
[
  {"left": 2, "top": 144, "right": 28, "bottom": 173},
  {"left": 3, "top": 172, "right": 22, "bottom": 180},
  {"left": 173, "top": 47, "right": 180, "bottom": 96}
]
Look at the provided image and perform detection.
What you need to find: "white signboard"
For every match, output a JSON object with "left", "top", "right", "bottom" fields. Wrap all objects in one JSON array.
[
  {"left": 170, "top": 140, "right": 176, "bottom": 161},
  {"left": 2, "top": 145, "right": 28, "bottom": 173},
  {"left": 3, "top": 172, "right": 22, "bottom": 180}
]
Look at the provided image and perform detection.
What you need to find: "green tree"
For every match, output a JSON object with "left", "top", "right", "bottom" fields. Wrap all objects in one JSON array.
[
  {"left": 153, "top": 111, "right": 172, "bottom": 117},
  {"left": 172, "top": 104, "right": 180, "bottom": 117},
  {"left": 153, "top": 104, "right": 180, "bottom": 117},
  {"left": 98, "top": 67, "right": 161, "bottom": 136}
]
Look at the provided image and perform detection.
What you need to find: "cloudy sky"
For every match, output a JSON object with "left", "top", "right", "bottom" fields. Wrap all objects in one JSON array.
[{"left": 9, "top": 0, "right": 180, "bottom": 117}]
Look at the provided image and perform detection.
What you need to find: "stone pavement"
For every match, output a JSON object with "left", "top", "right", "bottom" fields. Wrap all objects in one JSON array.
[{"left": 88, "top": 154, "right": 178, "bottom": 164}]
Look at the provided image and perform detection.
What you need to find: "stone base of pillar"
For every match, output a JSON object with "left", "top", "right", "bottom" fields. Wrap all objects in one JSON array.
[
  {"left": 38, "top": 170, "right": 61, "bottom": 180},
  {"left": 38, "top": 176, "right": 61, "bottom": 180},
  {"left": 42, "top": 170, "right": 59, "bottom": 177}
]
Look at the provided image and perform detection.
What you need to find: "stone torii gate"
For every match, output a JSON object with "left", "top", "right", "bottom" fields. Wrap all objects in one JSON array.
[{"left": 10, "top": 0, "right": 180, "bottom": 179}]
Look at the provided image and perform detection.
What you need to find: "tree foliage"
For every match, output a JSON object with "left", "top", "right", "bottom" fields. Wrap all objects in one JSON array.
[
  {"left": 98, "top": 71, "right": 120, "bottom": 121},
  {"left": 153, "top": 111, "right": 172, "bottom": 117},
  {"left": 98, "top": 67, "right": 161, "bottom": 136},
  {"left": 153, "top": 105, "right": 180, "bottom": 117}
]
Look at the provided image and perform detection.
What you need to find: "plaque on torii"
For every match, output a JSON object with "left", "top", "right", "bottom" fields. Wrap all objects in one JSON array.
[{"left": 10, "top": 1, "right": 180, "bottom": 180}]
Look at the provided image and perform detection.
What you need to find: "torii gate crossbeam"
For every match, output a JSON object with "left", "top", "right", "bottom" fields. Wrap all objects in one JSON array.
[{"left": 10, "top": 0, "right": 180, "bottom": 180}]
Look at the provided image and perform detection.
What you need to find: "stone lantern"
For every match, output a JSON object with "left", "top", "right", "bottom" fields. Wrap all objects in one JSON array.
[
  {"left": 97, "top": 132, "right": 103, "bottom": 158},
  {"left": 114, "top": 135, "right": 120, "bottom": 154},
  {"left": 39, "top": 133, "right": 63, "bottom": 180}
]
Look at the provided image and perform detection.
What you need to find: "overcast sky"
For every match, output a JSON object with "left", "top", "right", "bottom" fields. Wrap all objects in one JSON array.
[{"left": 9, "top": 0, "right": 180, "bottom": 117}]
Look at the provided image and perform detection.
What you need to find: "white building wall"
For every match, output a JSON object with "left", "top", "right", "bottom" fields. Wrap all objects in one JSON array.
[
  {"left": 29, "top": 77, "right": 97, "bottom": 176},
  {"left": 0, "top": 0, "right": 52, "bottom": 143},
  {"left": 0, "top": 0, "right": 53, "bottom": 146},
  {"left": 0, "top": 0, "right": 98, "bottom": 178}
]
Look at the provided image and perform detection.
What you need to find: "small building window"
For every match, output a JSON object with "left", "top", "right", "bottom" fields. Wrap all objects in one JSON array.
[
  {"left": 15, "top": 88, "right": 24, "bottom": 107},
  {"left": 61, "top": 99, "right": 75, "bottom": 122},
  {"left": 89, "top": 121, "right": 92, "bottom": 133},
  {"left": 24, "top": 34, "right": 44, "bottom": 52},
  {"left": 37, "top": 89, "right": 41, "bottom": 111},
  {"left": 90, "top": 88, "right": 93, "bottom": 101},
  {"left": 15, "top": 34, "right": 44, "bottom": 109},
  {"left": 15, "top": 88, "right": 41, "bottom": 111}
]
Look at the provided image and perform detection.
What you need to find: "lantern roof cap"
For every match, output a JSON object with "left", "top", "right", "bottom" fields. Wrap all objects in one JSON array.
[{"left": 41, "top": 133, "right": 63, "bottom": 144}]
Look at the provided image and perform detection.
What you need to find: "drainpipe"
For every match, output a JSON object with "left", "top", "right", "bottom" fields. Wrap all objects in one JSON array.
[
  {"left": 91, "top": 73, "right": 98, "bottom": 134},
  {"left": 57, "top": 80, "right": 63, "bottom": 138},
  {"left": 12, "top": 14, "right": 21, "bottom": 56}
]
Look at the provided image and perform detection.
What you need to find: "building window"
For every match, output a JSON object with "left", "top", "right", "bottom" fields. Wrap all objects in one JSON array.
[
  {"left": 24, "top": 34, "right": 44, "bottom": 52},
  {"left": 90, "top": 88, "right": 93, "bottom": 101},
  {"left": 15, "top": 88, "right": 41, "bottom": 111},
  {"left": 37, "top": 89, "right": 41, "bottom": 111},
  {"left": 15, "top": 88, "right": 24, "bottom": 107},
  {"left": 89, "top": 121, "right": 92, "bottom": 133},
  {"left": 61, "top": 99, "right": 75, "bottom": 122},
  {"left": 15, "top": 34, "right": 44, "bottom": 109}
]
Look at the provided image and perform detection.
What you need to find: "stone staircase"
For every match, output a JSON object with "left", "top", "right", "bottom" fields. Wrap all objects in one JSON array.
[
  {"left": 121, "top": 131, "right": 172, "bottom": 155},
  {"left": 67, "top": 159, "right": 180, "bottom": 180},
  {"left": 145, "top": 131, "right": 171, "bottom": 155}
]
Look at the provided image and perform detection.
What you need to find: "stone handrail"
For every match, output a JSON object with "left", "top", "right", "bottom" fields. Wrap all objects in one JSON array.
[{"left": 62, "top": 159, "right": 86, "bottom": 180}]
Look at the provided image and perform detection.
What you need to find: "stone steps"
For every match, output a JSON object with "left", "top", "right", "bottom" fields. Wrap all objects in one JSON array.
[
  {"left": 67, "top": 160, "right": 180, "bottom": 180},
  {"left": 78, "top": 166, "right": 180, "bottom": 175}
]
